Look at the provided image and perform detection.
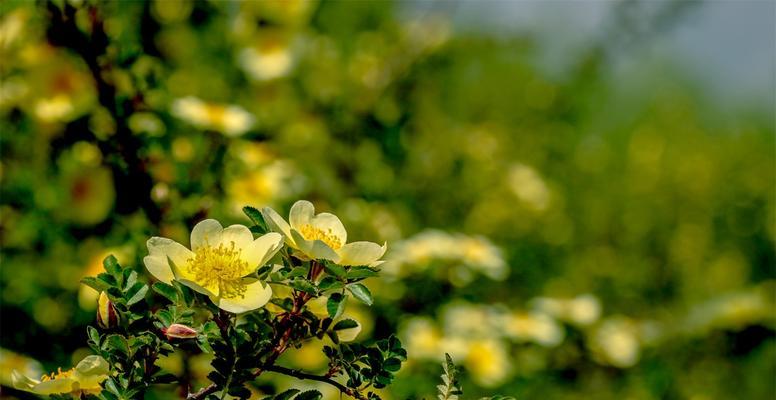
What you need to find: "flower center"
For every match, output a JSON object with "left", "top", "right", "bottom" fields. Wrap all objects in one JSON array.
[
  {"left": 187, "top": 241, "right": 248, "bottom": 299},
  {"left": 41, "top": 368, "right": 73, "bottom": 382},
  {"left": 299, "top": 224, "right": 342, "bottom": 249}
]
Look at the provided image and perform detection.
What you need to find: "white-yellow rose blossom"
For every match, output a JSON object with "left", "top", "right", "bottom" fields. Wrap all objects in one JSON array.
[
  {"left": 261, "top": 200, "right": 387, "bottom": 266},
  {"left": 143, "top": 219, "right": 283, "bottom": 313}
]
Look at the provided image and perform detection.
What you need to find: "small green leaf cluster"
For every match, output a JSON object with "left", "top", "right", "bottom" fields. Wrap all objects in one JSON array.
[
  {"left": 81, "top": 256, "right": 175, "bottom": 400},
  {"left": 323, "top": 335, "right": 407, "bottom": 394}
]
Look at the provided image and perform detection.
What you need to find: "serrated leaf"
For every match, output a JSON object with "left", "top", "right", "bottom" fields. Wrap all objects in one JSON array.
[
  {"left": 243, "top": 206, "right": 268, "bottom": 233},
  {"left": 103, "top": 334, "right": 129, "bottom": 356},
  {"left": 125, "top": 283, "right": 148, "bottom": 305},
  {"left": 347, "top": 283, "right": 373, "bottom": 306},
  {"left": 323, "top": 263, "right": 346, "bottom": 279},
  {"left": 87, "top": 326, "right": 100, "bottom": 344},
  {"left": 332, "top": 319, "right": 359, "bottom": 331},
  {"left": 294, "top": 390, "right": 323, "bottom": 400},
  {"left": 346, "top": 266, "right": 379, "bottom": 280},
  {"left": 103, "top": 255, "right": 121, "bottom": 277},
  {"left": 152, "top": 282, "right": 179, "bottom": 303},
  {"left": 317, "top": 276, "right": 343, "bottom": 291},
  {"left": 81, "top": 276, "right": 110, "bottom": 292},
  {"left": 267, "top": 389, "right": 300, "bottom": 400},
  {"left": 326, "top": 293, "right": 346, "bottom": 319},
  {"left": 289, "top": 279, "right": 317, "bottom": 295},
  {"left": 124, "top": 270, "right": 138, "bottom": 291},
  {"left": 384, "top": 357, "right": 402, "bottom": 372},
  {"left": 287, "top": 266, "right": 307, "bottom": 279}
]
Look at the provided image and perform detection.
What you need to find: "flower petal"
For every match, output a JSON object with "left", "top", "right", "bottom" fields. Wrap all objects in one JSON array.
[
  {"left": 219, "top": 224, "right": 253, "bottom": 249},
  {"left": 261, "top": 206, "right": 296, "bottom": 247},
  {"left": 241, "top": 232, "right": 283, "bottom": 274},
  {"left": 337, "top": 241, "right": 387, "bottom": 266},
  {"left": 190, "top": 219, "right": 223, "bottom": 250},
  {"left": 32, "top": 378, "right": 78, "bottom": 395},
  {"left": 217, "top": 280, "right": 272, "bottom": 313},
  {"left": 74, "top": 355, "right": 110, "bottom": 377},
  {"left": 291, "top": 229, "right": 339, "bottom": 261},
  {"left": 11, "top": 371, "right": 37, "bottom": 391},
  {"left": 74, "top": 356, "right": 109, "bottom": 389},
  {"left": 145, "top": 237, "right": 193, "bottom": 283},
  {"left": 289, "top": 200, "right": 314, "bottom": 230},
  {"left": 176, "top": 278, "right": 218, "bottom": 297},
  {"left": 311, "top": 212, "right": 347, "bottom": 245}
]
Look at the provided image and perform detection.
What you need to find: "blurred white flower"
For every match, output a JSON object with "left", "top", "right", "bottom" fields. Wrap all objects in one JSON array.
[
  {"left": 238, "top": 44, "right": 295, "bottom": 82},
  {"left": 384, "top": 230, "right": 507, "bottom": 284},
  {"left": 590, "top": 317, "right": 641, "bottom": 368},
  {"left": 508, "top": 163, "right": 550, "bottom": 211},
  {"left": 532, "top": 294, "right": 602, "bottom": 326},
  {"left": 503, "top": 310, "right": 565, "bottom": 347},
  {"left": 171, "top": 97, "right": 254, "bottom": 137}
]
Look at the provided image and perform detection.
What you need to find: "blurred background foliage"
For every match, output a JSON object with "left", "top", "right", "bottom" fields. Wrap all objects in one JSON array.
[{"left": 0, "top": 0, "right": 774, "bottom": 399}]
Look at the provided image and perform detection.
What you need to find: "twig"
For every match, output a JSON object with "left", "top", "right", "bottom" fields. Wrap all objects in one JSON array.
[{"left": 263, "top": 365, "right": 367, "bottom": 400}]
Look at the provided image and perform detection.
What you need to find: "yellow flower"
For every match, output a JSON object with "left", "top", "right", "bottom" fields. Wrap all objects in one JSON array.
[
  {"left": 12, "top": 355, "right": 109, "bottom": 397},
  {"left": 261, "top": 200, "right": 386, "bottom": 266},
  {"left": 143, "top": 219, "right": 283, "bottom": 313}
]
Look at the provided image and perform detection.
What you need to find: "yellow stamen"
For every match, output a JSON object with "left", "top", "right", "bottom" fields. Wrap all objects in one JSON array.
[
  {"left": 187, "top": 241, "right": 248, "bottom": 299},
  {"left": 41, "top": 368, "right": 73, "bottom": 382},
  {"left": 299, "top": 224, "right": 342, "bottom": 249}
]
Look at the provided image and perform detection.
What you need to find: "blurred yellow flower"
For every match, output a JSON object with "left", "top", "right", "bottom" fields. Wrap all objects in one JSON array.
[
  {"left": 12, "top": 355, "right": 109, "bottom": 397},
  {"left": 464, "top": 339, "right": 512, "bottom": 388},
  {"left": 171, "top": 96, "right": 255, "bottom": 136},
  {"left": 401, "top": 317, "right": 443, "bottom": 360},
  {"left": 262, "top": 200, "right": 386, "bottom": 265},
  {"left": 143, "top": 219, "right": 283, "bottom": 313}
]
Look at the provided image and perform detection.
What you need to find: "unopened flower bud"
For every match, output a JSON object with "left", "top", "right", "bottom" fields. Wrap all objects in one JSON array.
[
  {"left": 162, "top": 323, "right": 198, "bottom": 339},
  {"left": 96, "top": 291, "right": 119, "bottom": 329}
]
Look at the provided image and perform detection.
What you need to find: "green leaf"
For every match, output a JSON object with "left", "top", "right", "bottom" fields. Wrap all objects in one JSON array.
[
  {"left": 152, "top": 282, "right": 179, "bottom": 303},
  {"left": 294, "top": 390, "right": 323, "bottom": 400},
  {"left": 317, "top": 276, "right": 343, "bottom": 291},
  {"left": 266, "top": 389, "right": 299, "bottom": 400},
  {"left": 125, "top": 283, "right": 148, "bottom": 305},
  {"left": 323, "top": 263, "right": 346, "bottom": 279},
  {"left": 103, "top": 334, "right": 129, "bottom": 356},
  {"left": 103, "top": 255, "right": 121, "bottom": 277},
  {"left": 81, "top": 276, "right": 110, "bottom": 292},
  {"left": 87, "top": 326, "right": 101, "bottom": 344},
  {"left": 289, "top": 279, "right": 317, "bottom": 295},
  {"left": 332, "top": 319, "right": 359, "bottom": 331},
  {"left": 243, "top": 206, "right": 268, "bottom": 233},
  {"left": 347, "top": 283, "right": 373, "bottom": 306},
  {"left": 326, "top": 293, "right": 347, "bottom": 319},
  {"left": 288, "top": 266, "right": 307, "bottom": 279},
  {"left": 256, "top": 264, "right": 273, "bottom": 280},
  {"left": 346, "top": 266, "right": 379, "bottom": 280},
  {"left": 384, "top": 357, "right": 402, "bottom": 372}
]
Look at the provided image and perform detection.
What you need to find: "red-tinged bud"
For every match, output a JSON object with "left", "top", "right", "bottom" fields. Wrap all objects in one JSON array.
[
  {"left": 96, "top": 291, "right": 119, "bottom": 329},
  {"left": 162, "top": 323, "right": 198, "bottom": 339}
]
